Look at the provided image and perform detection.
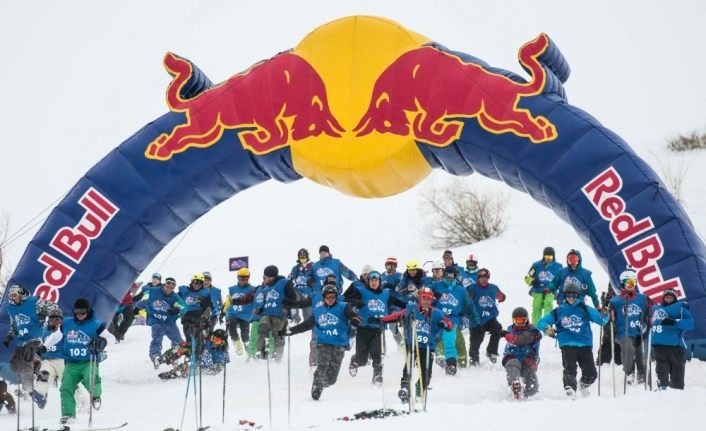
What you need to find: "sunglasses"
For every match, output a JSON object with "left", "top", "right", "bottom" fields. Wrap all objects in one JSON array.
[{"left": 478, "top": 274, "right": 489, "bottom": 279}]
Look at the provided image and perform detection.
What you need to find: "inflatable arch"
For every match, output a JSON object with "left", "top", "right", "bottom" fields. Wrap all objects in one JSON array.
[{"left": 2, "top": 16, "right": 706, "bottom": 377}]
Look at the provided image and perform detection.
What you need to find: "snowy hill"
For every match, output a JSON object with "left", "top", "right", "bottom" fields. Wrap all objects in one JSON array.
[{"left": 2, "top": 1, "right": 706, "bottom": 430}]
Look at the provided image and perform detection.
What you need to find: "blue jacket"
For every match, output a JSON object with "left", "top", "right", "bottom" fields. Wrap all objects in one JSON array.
[
  {"left": 260, "top": 277, "right": 288, "bottom": 317},
  {"left": 349, "top": 283, "right": 391, "bottom": 330},
  {"left": 288, "top": 261, "right": 314, "bottom": 297},
  {"left": 311, "top": 255, "right": 357, "bottom": 293},
  {"left": 609, "top": 291, "right": 649, "bottom": 337},
  {"left": 177, "top": 285, "right": 212, "bottom": 315},
  {"left": 538, "top": 301, "right": 607, "bottom": 347},
  {"left": 313, "top": 301, "right": 354, "bottom": 348},
  {"left": 431, "top": 279, "right": 479, "bottom": 326},
  {"left": 208, "top": 285, "right": 223, "bottom": 319},
  {"left": 650, "top": 301, "right": 694, "bottom": 347},
  {"left": 225, "top": 284, "right": 257, "bottom": 321},
  {"left": 400, "top": 304, "right": 449, "bottom": 351},
  {"left": 549, "top": 250, "right": 599, "bottom": 308},
  {"left": 200, "top": 341, "right": 230, "bottom": 369},
  {"left": 7, "top": 296, "right": 45, "bottom": 345},
  {"left": 41, "top": 327, "right": 64, "bottom": 360},
  {"left": 525, "top": 259, "right": 563, "bottom": 294},
  {"left": 502, "top": 324, "right": 542, "bottom": 364},
  {"left": 467, "top": 282, "right": 503, "bottom": 324},
  {"left": 136, "top": 285, "right": 185, "bottom": 325},
  {"left": 62, "top": 310, "right": 105, "bottom": 363}
]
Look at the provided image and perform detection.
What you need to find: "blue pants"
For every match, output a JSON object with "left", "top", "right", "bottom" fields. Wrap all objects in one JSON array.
[
  {"left": 442, "top": 327, "right": 458, "bottom": 360},
  {"left": 150, "top": 323, "right": 183, "bottom": 359}
]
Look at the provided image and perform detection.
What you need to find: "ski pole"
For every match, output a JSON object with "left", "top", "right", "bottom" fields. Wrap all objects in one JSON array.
[
  {"left": 380, "top": 329, "right": 386, "bottom": 410},
  {"left": 287, "top": 332, "right": 291, "bottom": 428},
  {"left": 266, "top": 335, "right": 272, "bottom": 431},
  {"left": 16, "top": 366, "right": 21, "bottom": 431},
  {"left": 88, "top": 347, "right": 96, "bottom": 429},
  {"left": 645, "top": 324, "right": 653, "bottom": 391},
  {"left": 179, "top": 339, "right": 195, "bottom": 431},
  {"left": 623, "top": 299, "right": 628, "bottom": 395},
  {"left": 423, "top": 341, "right": 430, "bottom": 411},
  {"left": 597, "top": 326, "right": 602, "bottom": 397},
  {"left": 198, "top": 353, "right": 203, "bottom": 431},
  {"left": 222, "top": 359, "right": 227, "bottom": 424},
  {"left": 610, "top": 318, "right": 616, "bottom": 397},
  {"left": 410, "top": 315, "right": 417, "bottom": 412}
]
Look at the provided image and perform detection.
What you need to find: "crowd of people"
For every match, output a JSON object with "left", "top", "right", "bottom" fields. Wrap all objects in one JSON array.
[{"left": 1, "top": 244, "right": 696, "bottom": 422}]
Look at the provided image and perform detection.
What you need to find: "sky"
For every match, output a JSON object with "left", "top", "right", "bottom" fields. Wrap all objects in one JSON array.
[
  {"left": 1, "top": 0, "right": 705, "bottom": 285},
  {"left": 0, "top": 1, "right": 706, "bottom": 430}
]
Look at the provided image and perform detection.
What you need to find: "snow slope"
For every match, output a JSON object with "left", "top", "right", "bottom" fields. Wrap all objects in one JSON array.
[{"left": 2, "top": 1, "right": 706, "bottom": 430}]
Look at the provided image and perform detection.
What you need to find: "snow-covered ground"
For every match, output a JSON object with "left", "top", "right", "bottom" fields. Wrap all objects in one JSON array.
[{"left": 2, "top": 1, "right": 706, "bottom": 430}]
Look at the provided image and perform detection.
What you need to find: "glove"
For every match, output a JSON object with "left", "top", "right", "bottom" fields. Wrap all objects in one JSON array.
[
  {"left": 531, "top": 278, "right": 540, "bottom": 287},
  {"left": 350, "top": 316, "right": 361, "bottom": 327},
  {"left": 278, "top": 327, "right": 291, "bottom": 337},
  {"left": 499, "top": 330, "right": 509, "bottom": 337},
  {"left": 37, "top": 345, "right": 48, "bottom": 356},
  {"left": 542, "top": 288, "right": 552, "bottom": 294},
  {"left": 503, "top": 333, "right": 517, "bottom": 344},
  {"left": 661, "top": 317, "right": 676, "bottom": 326},
  {"left": 218, "top": 313, "right": 225, "bottom": 324},
  {"left": 367, "top": 316, "right": 382, "bottom": 325},
  {"left": 545, "top": 326, "right": 557, "bottom": 338},
  {"left": 168, "top": 306, "right": 180, "bottom": 316},
  {"left": 3, "top": 333, "right": 14, "bottom": 348},
  {"left": 436, "top": 320, "right": 450, "bottom": 330},
  {"left": 89, "top": 336, "right": 107, "bottom": 353}
]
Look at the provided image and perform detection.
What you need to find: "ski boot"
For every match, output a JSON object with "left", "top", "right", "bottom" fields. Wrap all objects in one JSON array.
[
  {"left": 468, "top": 355, "right": 479, "bottom": 367},
  {"left": 626, "top": 373, "right": 635, "bottom": 385},
  {"left": 311, "top": 385, "right": 323, "bottom": 401},
  {"left": 151, "top": 354, "right": 162, "bottom": 369},
  {"left": 397, "top": 387, "right": 409, "bottom": 403},
  {"left": 579, "top": 382, "right": 590, "bottom": 398},
  {"left": 510, "top": 380, "right": 522, "bottom": 400},
  {"left": 435, "top": 354, "right": 447, "bottom": 369},
  {"left": 372, "top": 367, "right": 383, "bottom": 386},
  {"left": 30, "top": 389, "right": 47, "bottom": 409},
  {"left": 60, "top": 415, "right": 76, "bottom": 425},
  {"left": 233, "top": 339, "right": 244, "bottom": 356},
  {"left": 486, "top": 352, "right": 498, "bottom": 364},
  {"left": 349, "top": 359, "right": 358, "bottom": 377},
  {"left": 564, "top": 386, "right": 576, "bottom": 400},
  {"left": 446, "top": 364, "right": 457, "bottom": 376},
  {"left": 91, "top": 396, "right": 102, "bottom": 410},
  {"left": 636, "top": 373, "right": 645, "bottom": 384}
]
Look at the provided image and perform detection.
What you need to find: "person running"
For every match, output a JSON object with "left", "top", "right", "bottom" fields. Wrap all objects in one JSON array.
[
  {"left": 222, "top": 268, "right": 257, "bottom": 355},
  {"left": 310, "top": 245, "right": 357, "bottom": 293},
  {"left": 287, "top": 248, "right": 314, "bottom": 323},
  {"left": 538, "top": 283, "right": 608, "bottom": 399},
  {"left": 285, "top": 284, "right": 361, "bottom": 400},
  {"left": 550, "top": 249, "right": 600, "bottom": 309},
  {"left": 203, "top": 271, "right": 222, "bottom": 329},
  {"left": 524, "top": 246, "right": 562, "bottom": 324},
  {"left": 254, "top": 265, "right": 298, "bottom": 361},
  {"left": 501, "top": 307, "right": 542, "bottom": 399},
  {"left": 650, "top": 288, "right": 694, "bottom": 390},
  {"left": 178, "top": 273, "right": 213, "bottom": 348},
  {"left": 467, "top": 268, "right": 506, "bottom": 366},
  {"left": 32, "top": 308, "right": 66, "bottom": 409}
]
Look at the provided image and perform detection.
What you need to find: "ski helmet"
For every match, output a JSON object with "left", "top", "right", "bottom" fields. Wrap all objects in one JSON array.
[
  {"left": 361, "top": 264, "right": 375, "bottom": 275},
  {"left": 619, "top": 268, "right": 638, "bottom": 288},
  {"left": 48, "top": 308, "right": 64, "bottom": 320},
  {"left": 263, "top": 265, "right": 278, "bottom": 278},
  {"left": 431, "top": 261, "right": 445, "bottom": 270},
  {"left": 237, "top": 267, "right": 251, "bottom": 278},
  {"left": 7, "top": 284, "right": 28, "bottom": 301},
  {"left": 419, "top": 287, "right": 434, "bottom": 301},
  {"left": 566, "top": 250, "right": 580, "bottom": 266},
  {"left": 298, "top": 248, "right": 309, "bottom": 258},
  {"left": 466, "top": 254, "right": 478, "bottom": 263},
  {"left": 191, "top": 273, "right": 205, "bottom": 282},
  {"left": 322, "top": 284, "right": 338, "bottom": 297},
  {"left": 367, "top": 271, "right": 381, "bottom": 280},
  {"left": 406, "top": 260, "right": 421, "bottom": 270},
  {"left": 384, "top": 257, "right": 398, "bottom": 266},
  {"left": 511, "top": 307, "right": 529, "bottom": 326},
  {"left": 563, "top": 282, "right": 581, "bottom": 296}
]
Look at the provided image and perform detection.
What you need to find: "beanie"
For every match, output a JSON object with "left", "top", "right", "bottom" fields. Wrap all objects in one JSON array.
[{"left": 264, "top": 265, "right": 279, "bottom": 278}]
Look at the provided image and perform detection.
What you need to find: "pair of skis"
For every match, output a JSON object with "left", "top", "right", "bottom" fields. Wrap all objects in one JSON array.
[
  {"left": 21, "top": 422, "right": 127, "bottom": 431},
  {"left": 402, "top": 313, "right": 431, "bottom": 412}
]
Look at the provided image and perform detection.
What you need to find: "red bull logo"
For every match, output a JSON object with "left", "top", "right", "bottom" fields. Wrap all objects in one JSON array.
[
  {"left": 145, "top": 52, "right": 344, "bottom": 160},
  {"left": 354, "top": 33, "right": 557, "bottom": 146}
]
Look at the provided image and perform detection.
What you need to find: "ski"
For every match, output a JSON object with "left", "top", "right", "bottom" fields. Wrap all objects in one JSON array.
[{"left": 25, "top": 422, "right": 128, "bottom": 431}]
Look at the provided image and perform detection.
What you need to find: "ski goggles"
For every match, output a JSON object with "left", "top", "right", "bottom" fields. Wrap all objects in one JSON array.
[
  {"left": 564, "top": 292, "right": 579, "bottom": 299},
  {"left": 164, "top": 280, "right": 177, "bottom": 287},
  {"left": 73, "top": 308, "right": 88, "bottom": 315},
  {"left": 477, "top": 273, "right": 490, "bottom": 279},
  {"left": 624, "top": 278, "right": 637, "bottom": 288},
  {"left": 367, "top": 271, "right": 381, "bottom": 280},
  {"left": 211, "top": 336, "right": 225, "bottom": 346},
  {"left": 544, "top": 255, "right": 554, "bottom": 261},
  {"left": 512, "top": 316, "right": 528, "bottom": 326}
]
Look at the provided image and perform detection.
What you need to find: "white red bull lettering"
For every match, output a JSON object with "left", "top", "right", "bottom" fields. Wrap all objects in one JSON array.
[
  {"left": 367, "top": 299, "right": 386, "bottom": 313},
  {"left": 317, "top": 313, "right": 340, "bottom": 326},
  {"left": 560, "top": 315, "right": 583, "bottom": 333},
  {"left": 582, "top": 167, "right": 682, "bottom": 301},
  {"left": 34, "top": 187, "right": 119, "bottom": 302},
  {"left": 14, "top": 314, "right": 31, "bottom": 325},
  {"left": 66, "top": 329, "right": 91, "bottom": 345}
]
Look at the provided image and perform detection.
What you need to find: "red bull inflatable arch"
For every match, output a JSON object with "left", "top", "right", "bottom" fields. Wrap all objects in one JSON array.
[{"left": 2, "top": 15, "right": 706, "bottom": 376}]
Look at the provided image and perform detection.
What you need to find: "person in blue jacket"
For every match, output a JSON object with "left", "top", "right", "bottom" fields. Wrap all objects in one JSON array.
[
  {"left": 501, "top": 307, "right": 542, "bottom": 399},
  {"left": 650, "top": 288, "right": 694, "bottom": 390},
  {"left": 203, "top": 271, "right": 222, "bottom": 329},
  {"left": 381, "top": 257, "right": 404, "bottom": 346},
  {"left": 538, "top": 282, "right": 608, "bottom": 399},
  {"left": 287, "top": 248, "right": 314, "bottom": 323},
  {"left": 157, "top": 328, "right": 230, "bottom": 379},
  {"left": 3, "top": 283, "right": 59, "bottom": 398},
  {"left": 343, "top": 270, "right": 407, "bottom": 384},
  {"left": 609, "top": 269, "right": 650, "bottom": 384},
  {"left": 524, "top": 246, "right": 563, "bottom": 324},
  {"left": 32, "top": 308, "right": 66, "bottom": 409},
  {"left": 134, "top": 276, "right": 185, "bottom": 368},
  {"left": 222, "top": 267, "right": 256, "bottom": 355},
  {"left": 285, "top": 284, "right": 361, "bottom": 400},
  {"left": 467, "top": 268, "right": 506, "bottom": 365},
  {"left": 178, "top": 273, "right": 213, "bottom": 348},
  {"left": 310, "top": 245, "right": 357, "bottom": 293},
  {"left": 550, "top": 249, "right": 600, "bottom": 309},
  {"left": 373, "top": 287, "right": 453, "bottom": 403},
  {"left": 431, "top": 265, "right": 479, "bottom": 374},
  {"left": 459, "top": 254, "right": 480, "bottom": 288},
  {"left": 254, "top": 265, "right": 299, "bottom": 362}
]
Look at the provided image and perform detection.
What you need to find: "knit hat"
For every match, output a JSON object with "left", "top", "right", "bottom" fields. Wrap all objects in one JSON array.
[
  {"left": 264, "top": 265, "right": 279, "bottom": 278},
  {"left": 203, "top": 271, "right": 212, "bottom": 280},
  {"left": 662, "top": 288, "right": 677, "bottom": 300},
  {"left": 442, "top": 250, "right": 453, "bottom": 259},
  {"left": 319, "top": 245, "right": 330, "bottom": 253},
  {"left": 73, "top": 298, "right": 91, "bottom": 314}
]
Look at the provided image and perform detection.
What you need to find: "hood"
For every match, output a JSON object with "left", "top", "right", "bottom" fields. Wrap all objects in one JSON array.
[{"left": 566, "top": 249, "right": 583, "bottom": 270}]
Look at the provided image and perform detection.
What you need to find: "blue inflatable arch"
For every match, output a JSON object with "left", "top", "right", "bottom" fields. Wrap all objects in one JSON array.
[{"left": 2, "top": 16, "right": 705, "bottom": 377}]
